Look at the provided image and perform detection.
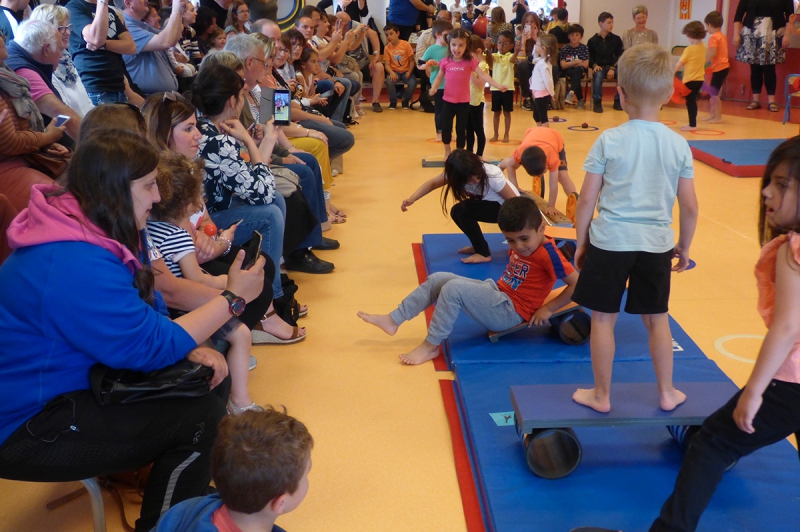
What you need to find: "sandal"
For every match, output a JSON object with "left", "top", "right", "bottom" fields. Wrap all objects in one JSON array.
[
  {"left": 328, "top": 211, "right": 346, "bottom": 224},
  {"left": 328, "top": 203, "right": 347, "bottom": 218},
  {"left": 768, "top": 102, "right": 779, "bottom": 112},
  {"left": 227, "top": 399, "right": 265, "bottom": 415},
  {"left": 746, "top": 101, "right": 761, "bottom": 110},
  {"left": 252, "top": 310, "right": 306, "bottom": 345}
]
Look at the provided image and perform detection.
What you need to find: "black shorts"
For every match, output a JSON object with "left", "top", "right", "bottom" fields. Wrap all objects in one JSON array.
[
  {"left": 558, "top": 148, "right": 568, "bottom": 171},
  {"left": 491, "top": 90, "right": 514, "bottom": 112},
  {"left": 710, "top": 68, "right": 729, "bottom": 90},
  {"left": 572, "top": 244, "right": 672, "bottom": 314}
]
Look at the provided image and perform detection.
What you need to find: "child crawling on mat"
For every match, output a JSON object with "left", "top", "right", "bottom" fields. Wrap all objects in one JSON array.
[{"left": 358, "top": 196, "right": 578, "bottom": 365}]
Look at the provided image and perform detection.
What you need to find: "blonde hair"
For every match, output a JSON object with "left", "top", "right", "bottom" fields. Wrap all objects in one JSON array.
[
  {"left": 617, "top": 44, "right": 673, "bottom": 106},
  {"left": 29, "top": 4, "right": 70, "bottom": 26},
  {"left": 537, "top": 34, "right": 558, "bottom": 65},
  {"left": 632, "top": 5, "right": 648, "bottom": 18},
  {"left": 199, "top": 50, "right": 244, "bottom": 73}
]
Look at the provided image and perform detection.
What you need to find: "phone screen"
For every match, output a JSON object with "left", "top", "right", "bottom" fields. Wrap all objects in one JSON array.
[
  {"left": 259, "top": 88, "right": 275, "bottom": 124},
  {"left": 56, "top": 115, "right": 70, "bottom": 127},
  {"left": 273, "top": 89, "right": 291, "bottom": 126}
]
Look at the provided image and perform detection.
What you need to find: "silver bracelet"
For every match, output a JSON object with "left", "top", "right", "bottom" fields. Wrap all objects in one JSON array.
[{"left": 218, "top": 237, "right": 232, "bottom": 256}]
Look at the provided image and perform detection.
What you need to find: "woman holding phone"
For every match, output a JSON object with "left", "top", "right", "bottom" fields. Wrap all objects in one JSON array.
[{"left": 514, "top": 11, "right": 542, "bottom": 110}]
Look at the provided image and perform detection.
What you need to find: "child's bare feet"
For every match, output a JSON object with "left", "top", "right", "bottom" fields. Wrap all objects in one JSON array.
[
  {"left": 502, "top": 136, "right": 510, "bottom": 143},
  {"left": 489, "top": 135, "right": 499, "bottom": 142},
  {"left": 458, "top": 245, "right": 475, "bottom": 254},
  {"left": 461, "top": 253, "right": 492, "bottom": 264},
  {"left": 572, "top": 388, "right": 611, "bottom": 413},
  {"left": 702, "top": 114, "right": 712, "bottom": 121},
  {"left": 660, "top": 388, "right": 687, "bottom": 411},
  {"left": 707, "top": 117, "right": 723, "bottom": 124},
  {"left": 357, "top": 311, "right": 399, "bottom": 335},
  {"left": 435, "top": 133, "right": 442, "bottom": 142},
  {"left": 399, "top": 340, "right": 440, "bottom": 365},
  {"left": 680, "top": 125, "right": 697, "bottom": 131}
]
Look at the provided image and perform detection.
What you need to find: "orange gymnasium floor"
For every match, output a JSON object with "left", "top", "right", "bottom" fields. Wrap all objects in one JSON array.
[{"left": 1, "top": 98, "right": 798, "bottom": 531}]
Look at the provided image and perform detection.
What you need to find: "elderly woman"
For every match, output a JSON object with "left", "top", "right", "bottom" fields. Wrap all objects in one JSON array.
[
  {"left": 514, "top": 11, "right": 541, "bottom": 110},
  {"left": 622, "top": 5, "right": 658, "bottom": 49},
  {"left": 734, "top": 0, "right": 793, "bottom": 112},
  {"left": 0, "top": 130, "right": 266, "bottom": 532},
  {"left": 28, "top": 4, "right": 94, "bottom": 117}
]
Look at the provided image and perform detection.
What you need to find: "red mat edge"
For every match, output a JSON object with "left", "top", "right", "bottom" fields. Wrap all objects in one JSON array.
[
  {"left": 690, "top": 146, "right": 764, "bottom": 178},
  {"left": 412, "top": 243, "right": 448, "bottom": 372},
  {"left": 439, "top": 379, "right": 487, "bottom": 532}
]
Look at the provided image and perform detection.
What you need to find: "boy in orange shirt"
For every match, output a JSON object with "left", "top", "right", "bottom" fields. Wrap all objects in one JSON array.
[
  {"left": 499, "top": 127, "right": 578, "bottom": 218},
  {"left": 358, "top": 197, "right": 578, "bottom": 365},
  {"left": 383, "top": 23, "right": 417, "bottom": 109},
  {"left": 703, "top": 11, "right": 729, "bottom": 123}
]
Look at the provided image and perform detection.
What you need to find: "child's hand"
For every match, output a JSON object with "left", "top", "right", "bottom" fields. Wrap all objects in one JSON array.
[
  {"left": 310, "top": 94, "right": 328, "bottom": 106},
  {"left": 388, "top": 71, "right": 398, "bottom": 82},
  {"left": 428, "top": 87, "right": 436, "bottom": 96},
  {"left": 334, "top": 81, "right": 345, "bottom": 96},
  {"left": 219, "top": 224, "right": 237, "bottom": 243},
  {"left": 574, "top": 244, "right": 587, "bottom": 271},
  {"left": 426, "top": 59, "right": 438, "bottom": 67},
  {"left": 733, "top": 388, "right": 762, "bottom": 434},
  {"left": 498, "top": 84, "right": 508, "bottom": 92},
  {"left": 401, "top": 198, "right": 414, "bottom": 211},
  {"left": 543, "top": 205, "right": 559, "bottom": 217},
  {"left": 176, "top": 65, "right": 185, "bottom": 75},
  {"left": 529, "top": 306, "right": 553, "bottom": 327},
  {"left": 606, "top": 69, "right": 615, "bottom": 80},
  {"left": 671, "top": 245, "right": 690, "bottom": 272}
]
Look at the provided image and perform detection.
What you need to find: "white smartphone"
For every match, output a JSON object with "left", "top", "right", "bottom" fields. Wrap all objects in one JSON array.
[{"left": 55, "top": 114, "right": 70, "bottom": 127}]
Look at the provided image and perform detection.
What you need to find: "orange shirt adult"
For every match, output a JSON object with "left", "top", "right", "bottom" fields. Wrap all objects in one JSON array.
[
  {"left": 708, "top": 31, "right": 729, "bottom": 72},
  {"left": 513, "top": 128, "right": 565, "bottom": 173}
]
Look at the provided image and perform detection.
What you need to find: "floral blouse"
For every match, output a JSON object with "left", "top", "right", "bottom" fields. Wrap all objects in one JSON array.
[{"left": 197, "top": 117, "right": 275, "bottom": 213}]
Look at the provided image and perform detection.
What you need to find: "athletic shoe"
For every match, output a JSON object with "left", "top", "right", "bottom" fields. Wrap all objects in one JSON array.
[
  {"left": 566, "top": 192, "right": 579, "bottom": 226},
  {"left": 522, "top": 97, "right": 532, "bottom": 110},
  {"left": 593, "top": 100, "right": 603, "bottom": 113},
  {"left": 565, "top": 90, "right": 576, "bottom": 104},
  {"left": 388, "top": 103, "right": 397, "bottom": 110},
  {"left": 576, "top": 100, "right": 585, "bottom": 110},
  {"left": 613, "top": 100, "right": 623, "bottom": 111},
  {"left": 372, "top": 102, "right": 383, "bottom": 113},
  {"left": 402, "top": 101, "right": 410, "bottom": 109}
]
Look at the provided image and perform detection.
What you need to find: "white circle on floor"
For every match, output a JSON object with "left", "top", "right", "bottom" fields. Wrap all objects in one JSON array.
[{"left": 713, "top": 334, "right": 764, "bottom": 364}]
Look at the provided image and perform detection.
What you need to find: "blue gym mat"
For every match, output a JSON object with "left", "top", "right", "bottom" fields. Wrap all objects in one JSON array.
[
  {"left": 687, "top": 139, "right": 783, "bottom": 177},
  {"left": 421, "top": 233, "right": 702, "bottom": 369},
  {"left": 452, "top": 361, "right": 800, "bottom": 532}
]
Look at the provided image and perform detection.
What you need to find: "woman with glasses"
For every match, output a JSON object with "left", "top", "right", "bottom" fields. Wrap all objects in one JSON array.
[{"left": 224, "top": 0, "right": 250, "bottom": 39}]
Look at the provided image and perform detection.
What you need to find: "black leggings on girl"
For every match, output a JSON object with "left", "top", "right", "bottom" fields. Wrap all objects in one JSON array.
[
  {"left": 684, "top": 80, "right": 703, "bottom": 127},
  {"left": 466, "top": 102, "right": 486, "bottom": 156},
  {"left": 750, "top": 63, "right": 777, "bottom": 95},
  {"left": 450, "top": 199, "right": 502, "bottom": 257},
  {"left": 441, "top": 101, "right": 470, "bottom": 147}
]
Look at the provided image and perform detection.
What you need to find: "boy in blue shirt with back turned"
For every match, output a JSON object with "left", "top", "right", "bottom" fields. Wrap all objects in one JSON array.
[{"left": 571, "top": 44, "right": 699, "bottom": 414}]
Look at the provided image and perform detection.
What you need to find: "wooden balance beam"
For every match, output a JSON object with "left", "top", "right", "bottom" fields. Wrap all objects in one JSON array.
[
  {"left": 422, "top": 155, "right": 501, "bottom": 167},
  {"left": 509, "top": 381, "right": 739, "bottom": 478}
]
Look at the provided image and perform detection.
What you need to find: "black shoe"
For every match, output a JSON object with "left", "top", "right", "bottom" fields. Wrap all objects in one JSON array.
[
  {"left": 593, "top": 100, "right": 603, "bottom": 113},
  {"left": 613, "top": 100, "right": 623, "bottom": 111},
  {"left": 522, "top": 97, "right": 532, "bottom": 110},
  {"left": 311, "top": 237, "right": 340, "bottom": 251},
  {"left": 284, "top": 250, "right": 334, "bottom": 274}
]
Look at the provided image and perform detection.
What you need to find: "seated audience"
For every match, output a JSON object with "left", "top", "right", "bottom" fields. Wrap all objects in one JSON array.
[
  {"left": 622, "top": 4, "right": 658, "bottom": 49},
  {"left": 224, "top": 0, "right": 250, "bottom": 38},
  {"left": 0, "top": 0, "right": 23, "bottom": 40},
  {"left": 192, "top": 5, "right": 218, "bottom": 57},
  {"left": 559, "top": 24, "right": 589, "bottom": 109}
]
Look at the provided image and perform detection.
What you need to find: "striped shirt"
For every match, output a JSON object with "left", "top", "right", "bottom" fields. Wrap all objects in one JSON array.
[{"left": 146, "top": 220, "right": 196, "bottom": 277}]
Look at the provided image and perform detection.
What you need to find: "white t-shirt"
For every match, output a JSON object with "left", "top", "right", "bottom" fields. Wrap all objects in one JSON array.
[
  {"left": 582, "top": 120, "right": 694, "bottom": 253},
  {"left": 464, "top": 163, "right": 520, "bottom": 203}
]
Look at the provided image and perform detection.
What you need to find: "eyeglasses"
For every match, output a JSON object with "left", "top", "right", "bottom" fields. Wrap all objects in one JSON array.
[
  {"left": 237, "top": 9, "right": 249, "bottom": 15},
  {"left": 57, "top": 24, "right": 73, "bottom": 34},
  {"left": 248, "top": 56, "right": 267, "bottom": 66},
  {"left": 276, "top": 47, "right": 289, "bottom": 54}
]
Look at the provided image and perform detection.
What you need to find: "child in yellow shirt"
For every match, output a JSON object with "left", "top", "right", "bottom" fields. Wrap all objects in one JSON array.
[
  {"left": 675, "top": 21, "right": 707, "bottom": 131},
  {"left": 486, "top": 30, "right": 516, "bottom": 142}
]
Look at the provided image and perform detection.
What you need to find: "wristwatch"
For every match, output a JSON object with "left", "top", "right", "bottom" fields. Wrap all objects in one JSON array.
[{"left": 221, "top": 290, "right": 246, "bottom": 316}]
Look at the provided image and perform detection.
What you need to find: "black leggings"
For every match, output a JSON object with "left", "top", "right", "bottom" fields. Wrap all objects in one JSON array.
[
  {"left": 466, "top": 102, "right": 486, "bottom": 156},
  {"left": 0, "top": 387, "right": 228, "bottom": 532},
  {"left": 433, "top": 89, "right": 445, "bottom": 133},
  {"left": 441, "top": 101, "right": 470, "bottom": 147},
  {"left": 684, "top": 80, "right": 703, "bottom": 127},
  {"left": 533, "top": 95, "right": 551, "bottom": 124},
  {"left": 450, "top": 199, "right": 502, "bottom": 257},
  {"left": 515, "top": 61, "right": 533, "bottom": 99},
  {"left": 750, "top": 63, "right": 777, "bottom": 96}
]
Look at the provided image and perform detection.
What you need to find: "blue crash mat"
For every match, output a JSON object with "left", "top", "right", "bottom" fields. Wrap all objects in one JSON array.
[
  {"left": 421, "top": 233, "right": 705, "bottom": 368},
  {"left": 453, "top": 360, "right": 800, "bottom": 532}
]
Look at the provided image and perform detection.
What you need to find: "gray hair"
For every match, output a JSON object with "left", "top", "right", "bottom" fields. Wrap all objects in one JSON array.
[
  {"left": 199, "top": 50, "right": 244, "bottom": 72},
  {"left": 224, "top": 33, "right": 268, "bottom": 62},
  {"left": 632, "top": 5, "right": 648, "bottom": 18},
  {"left": 15, "top": 19, "right": 60, "bottom": 56},
  {"left": 29, "top": 4, "right": 70, "bottom": 27}
]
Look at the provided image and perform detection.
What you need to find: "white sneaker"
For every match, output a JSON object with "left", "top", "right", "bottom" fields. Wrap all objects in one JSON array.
[{"left": 565, "top": 91, "right": 576, "bottom": 105}]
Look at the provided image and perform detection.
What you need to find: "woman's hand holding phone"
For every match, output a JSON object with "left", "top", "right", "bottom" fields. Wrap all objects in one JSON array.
[{"left": 225, "top": 249, "right": 265, "bottom": 303}]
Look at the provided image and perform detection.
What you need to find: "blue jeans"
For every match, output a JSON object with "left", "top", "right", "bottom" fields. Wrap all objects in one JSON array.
[
  {"left": 386, "top": 72, "right": 417, "bottom": 105},
  {"left": 209, "top": 194, "right": 286, "bottom": 298},
  {"left": 86, "top": 91, "right": 127, "bottom": 106},
  {"left": 282, "top": 152, "right": 326, "bottom": 248},
  {"left": 297, "top": 118, "right": 355, "bottom": 159},
  {"left": 331, "top": 77, "right": 352, "bottom": 122},
  {"left": 592, "top": 67, "right": 619, "bottom": 104}
]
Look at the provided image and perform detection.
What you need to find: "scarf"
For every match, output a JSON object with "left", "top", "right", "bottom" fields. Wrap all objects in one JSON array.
[
  {"left": 0, "top": 63, "right": 45, "bottom": 132},
  {"left": 55, "top": 50, "right": 79, "bottom": 85}
]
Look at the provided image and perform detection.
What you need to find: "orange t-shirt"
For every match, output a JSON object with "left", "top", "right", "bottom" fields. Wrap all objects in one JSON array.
[
  {"left": 513, "top": 128, "right": 565, "bottom": 173},
  {"left": 497, "top": 238, "right": 575, "bottom": 321},
  {"left": 384, "top": 40, "right": 415, "bottom": 74},
  {"left": 708, "top": 31, "right": 729, "bottom": 72}
]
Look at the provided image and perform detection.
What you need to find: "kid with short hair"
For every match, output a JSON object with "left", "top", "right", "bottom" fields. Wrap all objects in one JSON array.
[
  {"left": 587, "top": 11, "right": 624, "bottom": 113},
  {"left": 703, "top": 11, "right": 729, "bottom": 124},
  {"left": 560, "top": 24, "right": 589, "bottom": 109},
  {"left": 486, "top": 30, "right": 516, "bottom": 142},
  {"left": 421, "top": 19, "right": 454, "bottom": 142},
  {"left": 675, "top": 21, "right": 707, "bottom": 131},
  {"left": 359, "top": 196, "right": 578, "bottom": 365},
  {"left": 572, "top": 44, "right": 699, "bottom": 414},
  {"left": 153, "top": 407, "right": 314, "bottom": 532},
  {"left": 383, "top": 23, "right": 417, "bottom": 109},
  {"left": 530, "top": 33, "right": 558, "bottom": 127}
]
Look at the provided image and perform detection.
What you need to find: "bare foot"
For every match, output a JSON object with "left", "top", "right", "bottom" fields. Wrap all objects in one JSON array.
[
  {"left": 357, "top": 311, "right": 399, "bottom": 335},
  {"left": 461, "top": 253, "right": 492, "bottom": 264},
  {"left": 260, "top": 314, "right": 306, "bottom": 340},
  {"left": 489, "top": 135, "right": 498, "bottom": 142},
  {"left": 680, "top": 125, "right": 697, "bottom": 131},
  {"left": 707, "top": 118, "right": 723, "bottom": 124},
  {"left": 502, "top": 136, "right": 510, "bottom": 143},
  {"left": 435, "top": 134, "right": 442, "bottom": 142},
  {"left": 457, "top": 245, "right": 475, "bottom": 255},
  {"left": 572, "top": 388, "right": 611, "bottom": 413},
  {"left": 399, "top": 340, "right": 440, "bottom": 365},
  {"left": 660, "top": 388, "right": 687, "bottom": 411},
  {"left": 702, "top": 114, "right": 713, "bottom": 121}
]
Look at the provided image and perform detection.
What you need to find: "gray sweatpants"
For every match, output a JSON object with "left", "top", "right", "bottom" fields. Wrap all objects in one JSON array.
[{"left": 390, "top": 272, "right": 524, "bottom": 345}]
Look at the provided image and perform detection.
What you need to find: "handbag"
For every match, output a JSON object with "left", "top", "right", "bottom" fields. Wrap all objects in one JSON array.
[
  {"left": 271, "top": 165, "right": 301, "bottom": 197},
  {"left": 89, "top": 358, "right": 214, "bottom": 405},
  {"left": 22, "top": 150, "right": 70, "bottom": 179}
]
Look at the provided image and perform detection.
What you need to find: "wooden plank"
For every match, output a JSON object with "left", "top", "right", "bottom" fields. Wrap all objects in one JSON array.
[
  {"left": 525, "top": 192, "right": 572, "bottom": 227},
  {"left": 544, "top": 226, "right": 577, "bottom": 241},
  {"left": 510, "top": 381, "right": 738, "bottom": 433}
]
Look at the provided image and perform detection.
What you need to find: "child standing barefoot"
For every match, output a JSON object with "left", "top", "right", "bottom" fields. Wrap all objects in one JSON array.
[
  {"left": 651, "top": 137, "right": 800, "bottom": 532},
  {"left": 466, "top": 35, "right": 489, "bottom": 157},
  {"left": 360, "top": 197, "right": 577, "bottom": 365},
  {"left": 572, "top": 44, "right": 699, "bottom": 413},
  {"left": 675, "top": 21, "right": 707, "bottom": 131},
  {"left": 429, "top": 28, "right": 508, "bottom": 159},
  {"left": 703, "top": 11, "right": 729, "bottom": 124},
  {"left": 401, "top": 150, "right": 519, "bottom": 264},
  {"left": 486, "top": 30, "right": 517, "bottom": 141}
]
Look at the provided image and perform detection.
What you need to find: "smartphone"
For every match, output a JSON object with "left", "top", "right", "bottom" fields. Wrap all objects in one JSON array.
[
  {"left": 259, "top": 87, "right": 275, "bottom": 123},
  {"left": 55, "top": 114, "right": 70, "bottom": 127},
  {"left": 273, "top": 89, "right": 291, "bottom": 126},
  {"left": 241, "top": 230, "right": 262, "bottom": 270},
  {"left": 225, "top": 218, "right": 244, "bottom": 230}
]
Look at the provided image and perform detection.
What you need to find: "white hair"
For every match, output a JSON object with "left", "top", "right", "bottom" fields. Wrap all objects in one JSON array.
[
  {"left": 223, "top": 33, "right": 267, "bottom": 61},
  {"left": 15, "top": 19, "right": 60, "bottom": 56}
]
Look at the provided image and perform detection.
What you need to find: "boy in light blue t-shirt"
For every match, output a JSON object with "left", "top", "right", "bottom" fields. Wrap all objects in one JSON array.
[
  {"left": 421, "top": 20, "right": 451, "bottom": 141},
  {"left": 571, "top": 44, "right": 699, "bottom": 415}
]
